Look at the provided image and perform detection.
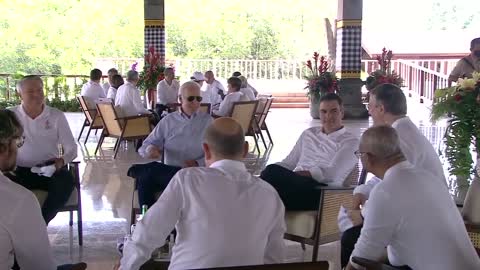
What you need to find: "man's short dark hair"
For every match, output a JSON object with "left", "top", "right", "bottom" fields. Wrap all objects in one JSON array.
[
  {"left": 111, "top": 75, "right": 124, "bottom": 89},
  {"left": 227, "top": 77, "right": 242, "bottom": 91},
  {"left": 90, "top": 69, "right": 102, "bottom": 81},
  {"left": 471, "top": 38, "right": 480, "bottom": 50},
  {"left": 107, "top": 68, "right": 118, "bottom": 75},
  {"left": 204, "top": 119, "right": 245, "bottom": 158},
  {"left": 319, "top": 92, "right": 343, "bottom": 106},
  {"left": 371, "top": 83, "right": 407, "bottom": 115},
  {"left": 232, "top": 71, "right": 242, "bottom": 77},
  {"left": 0, "top": 109, "right": 23, "bottom": 153}
]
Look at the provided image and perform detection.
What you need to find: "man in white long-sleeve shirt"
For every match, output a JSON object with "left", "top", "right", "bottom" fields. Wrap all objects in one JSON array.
[
  {"left": 115, "top": 70, "right": 151, "bottom": 117},
  {"left": 80, "top": 68, "right": 105, "bottom": 108},
  {"left": 156, "top": 67, "right": 180, "bottom": 108},
  {"left": 340, "top": 84, "right": 448, "bottom": 267},
  {"left": 261, "top": 93, "right": 359, "bottom": 210},
  {"left": 346, "top": 125, "right": 480, "bottom": 270},
  {"left": 6, "top": 75, "right": 77, "bottom": 224},
  {"left": 213, "top": 77, "right": 248, "bottom": 117},
  {"left": 0, "top": 110, "right": 86, "bottom": 270},
  {"left": 120, "top": 117, "right": 286, "bottom": 270}
]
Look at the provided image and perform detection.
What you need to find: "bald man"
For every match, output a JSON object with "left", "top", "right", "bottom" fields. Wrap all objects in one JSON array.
[
  {"left": 130, "top": 81, "right": 213, "bottom": 207},
  {"left": 121, "top": 118, "right": 286, "bottom": 270}
]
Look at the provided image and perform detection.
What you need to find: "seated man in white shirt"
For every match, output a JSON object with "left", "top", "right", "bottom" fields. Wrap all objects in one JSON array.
[
  {"left": 130, "top": 81, "right": 213, "bottom": 207},
  {"left": 204, "top": 70, "right": 226, "bottom": 101},
  {"left": 212, "top": 77, "right": 248, "bottom": 117},
  {"left": 106, "top": 74, "right": 124, "bottom": 101},
  {"left": 238, "top": 75, "right": 256, "bottom": 101},
  {"left": 155, "top": 67, "right": 180, "bottom": 115},
  {"left": 5, "top": 75, "right": 77, "bottom": 225},
  {"left": 115, "top": 70, "right": 151, "bottom": 117},
  {"left": 260, "top": 93, "right": 359, "bottom": 210},
  {"left": 340, "top": 84, "right": 447, "bottom": 268},
  {"left": 120, "top": 117, "right": 286, "bottom": 270},
  {"left": 346, "top": 125, "right": 480, "bottom": 270},
  {"left": 80, "top": 68, "right": 106, "bottom": 108},
  {"left": 103, "top": 67, "right": 119, "bottom": 94},
  {"left": 0, "top": 110, "right": 87, "bottom": 270},
  {"left": 233, "top": 71, "right": 258, "bottom": 97}
]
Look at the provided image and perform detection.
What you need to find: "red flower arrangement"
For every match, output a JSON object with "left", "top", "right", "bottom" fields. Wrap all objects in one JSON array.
[
  {"left": 365, "top": 48, "right": 404, "bottom": 91},
  {"left": 304, "top": 52, "right": 338, "bottom": 99},
  {"left": 134, "top": 45, "right": 167, "bottom": 91}
]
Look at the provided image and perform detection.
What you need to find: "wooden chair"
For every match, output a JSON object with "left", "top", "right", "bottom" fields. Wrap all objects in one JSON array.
[
  {"left": 95, "top": 102, "right": 152, "bottom": 158},
  {"left": 250, "top": 97, "right": 274, "bottom": 148},
  {"left": 140, "top": 260, "right": 329, "bottom": 270},
  {"left": 465, "top": 222, "right": 480, "bottom": 256},
  {"left": 351, "top": 257, "right": 412, "bottom": 270},
  {"left": 77, "top": 96, "right": 103, "bottom": 144},
  {"left": 32, "top": 161, "right": 83, "bottom": 245},
  {"left": 284, "top": 164, "right": 360, "bottom": 262},
  {"left": 230, "top": 100, "right": 260, "bottom": 154}
]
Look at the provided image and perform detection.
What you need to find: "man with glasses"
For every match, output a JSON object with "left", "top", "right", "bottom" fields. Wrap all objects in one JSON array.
[
  {"left": 340, "top": 83, "right": 447, "bottom": 268},
  {"left": 6, "top": 75, "right": 77, "bottom": 225},
  {"left": 131, "top": 81, "right": 213, "bottom": 207},
  {"left": 260, "top": 93, "right": 359, "bottom": 210},
  {"left": 0, "top": 110, "right": 87, "bottom": 270},
  {"left": 346, "top": 126, "right": 480, "bottom": 270}
]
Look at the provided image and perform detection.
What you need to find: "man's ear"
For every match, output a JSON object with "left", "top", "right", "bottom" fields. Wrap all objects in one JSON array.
[
  {"left": 242, "top": 142, "right": 249, "bottom": 158},
  {"left": 203, "top": 143, "right": 211, "bottom": 160}
]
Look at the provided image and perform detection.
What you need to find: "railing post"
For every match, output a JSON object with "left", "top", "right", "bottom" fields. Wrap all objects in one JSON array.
[
  {"left": 6, "top": 76, "right": 10, "bottom": 101},
  {"left": 419, "top": 70, "right": 425, "bottom": 103}
]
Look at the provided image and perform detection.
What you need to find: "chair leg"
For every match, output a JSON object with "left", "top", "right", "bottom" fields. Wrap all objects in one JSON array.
[
  {"left": 69, "top": 211, "right": 73, "bottom": 226},
  {"left": 253, "top": 134, "right": 260, "bottom": 155},
  {"left": 94, "top": 133, "right": 105, "bottom": 155},
  {"left": 130, "top": 208, "right": 136, "bottom": 227},
  {"left": 264, "top": 124, "right": 273, "bottom": 145},
  {"left": 258, "top": 130, "right": 267, "bottom": 149},
  {"left": 312, "top": 242, "right": 319, "bottom": 262},
  {"left": 95, "top": 129, "right": 98, "bottom": 135},
  {"left": 77, "top": 120, "right": 87, "bottom": 142},
  {"left": 77, "top": 208, "right": 83, "bottom": 246},
  {"left": 301, "top": 243, "right": 306, "bottom": 251},
  {"left": 113, "top": 139, "right": 122, "bottom": 159},
  {"left": 84, "top": 126, "right": 93, "bottom": 144}
]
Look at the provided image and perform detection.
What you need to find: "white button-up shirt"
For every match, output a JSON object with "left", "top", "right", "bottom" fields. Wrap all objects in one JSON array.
[
  {"left": 120, "top": 160, "right": 286, "bottom": 270},
  {"left": 156, "top": 79, "right": 180, "bottom": 105},
  {"left": 106, "top": 86, "right": 118, "bottom": 101},
  {"left": 138, "top": 110, "right": 213, "bottom": 167},
  {"left": 103, "top": 82, "right": 111, "bottom": 95},
  {"left": 213, "top": 92, "right": 247, "bottom": 117},
  {"left": 0, "top": 172, "right": 56, "bottom": 270},
  {"left": 277, "top": 126, "right": 359, "bottom": 185},
  {"left": 115, "top": 82, "right": 150, "bottom": 117},
  {"left": 81, "top": 81, "right": 106, "bottom": 108},
  {"left": 240, "top": 87, "right": 256, "bottom": 101},
  {"left": 351, "top": 161, "right": 480, "bottom": 270},
  {"left": 354, "top": 117, "right": 447, "bottom": 196},
  {"left": 206, "top": 80, "right": 226, "bottom": 96},
  {"left": 201, "top": 88, "right": 222, "bottom": 108},
  {"left": 10, "top": 105, "right": 77, "bottom": 168}
]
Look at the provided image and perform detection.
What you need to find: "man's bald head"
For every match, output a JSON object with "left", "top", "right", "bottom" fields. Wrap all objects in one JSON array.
[
  {"left": 180, "top": 81, "right": 201, "bottom": 97},
  {"left": 204, "top": 117, "right": 245, "bottom": 159}
]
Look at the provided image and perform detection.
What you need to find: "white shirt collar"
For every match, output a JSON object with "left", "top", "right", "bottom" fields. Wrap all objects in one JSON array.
[
  {"left": 209, "top": 159, "right": 248, "bottom": 174},
  {"left": 18, "top": 104, "right": 48, "bottom": 120},
  {"left": 391, "top": 116, "right": 410, "bottom": 128},
  {"left": 321, "top": 126, "right": 346, "bottom": 138},
  {"left": 383, "top": 160, "right": 412, "bottom": 180}
]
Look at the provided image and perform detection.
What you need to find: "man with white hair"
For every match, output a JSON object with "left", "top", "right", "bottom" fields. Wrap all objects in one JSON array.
[
  {"left": 191, "top": 71, "right": 205, "bottom": 88},
  {"left": 121, "top": 117, "right": 285, "bottom": 270},
  {"left": 346, "top": 125, "right": 480, "bottom": 270},
  {"left": 130, "top": 81, "right": 213, "bottom": 207},
  {"left": 204, "top": 70, "right": 226, "bottom": 100},
  {"left": 115, "top": 70, "right": 150, "bottom": 117},
  {"left": 6, "top": 75, "right": 77, "bottom": 225},
  {"left": 340, "top": 84, "right": 448, "bottom": 267}
]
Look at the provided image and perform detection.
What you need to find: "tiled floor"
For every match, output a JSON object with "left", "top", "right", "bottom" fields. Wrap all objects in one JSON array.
[{"left": 47, "top": 97, "right": 449, "bottom": 269}]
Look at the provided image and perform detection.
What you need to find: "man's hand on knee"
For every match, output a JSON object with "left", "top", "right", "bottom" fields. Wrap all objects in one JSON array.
[
  {"left": 146, "top": 145, "right": 162, "bottom": 159},
  {"left": 295, "top": 170, "right": 311, "bottom": 177},
  {"left": 352, "top": 193, "right": 367, "bottom": 210}
]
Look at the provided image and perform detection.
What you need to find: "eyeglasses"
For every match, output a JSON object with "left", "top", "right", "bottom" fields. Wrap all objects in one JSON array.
[
  {"left": 186, "top": 96, "right": 203, "bottom": 102},
  {"left": 16, "top": 136, "right": 25, "bottom": 148},
  {"left": 354, "top": 150, "right": 367, "bottom": 158}
]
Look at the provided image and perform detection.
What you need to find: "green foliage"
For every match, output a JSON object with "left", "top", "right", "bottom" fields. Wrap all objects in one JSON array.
[{"left": 46, "top": 98, "right": 81, "bottom": 112}]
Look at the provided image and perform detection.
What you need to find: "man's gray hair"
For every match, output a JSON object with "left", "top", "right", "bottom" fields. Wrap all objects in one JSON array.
[
  {"left": 360, "top": 125, "right": 403, "bottom": 160},
  {"left": 16, "top": 75, "right": 43, "bottom": 93},
  {"left": 370, "top": 84, "right": 407, "bottom": 116},
  {"left": 204, "top": 118, "right": 245, "bottom": 158},
  {"left": 126, "top": 70, "right": 139, "bottom": 82},
  {"left": 164, "top": 67, "right": 174, "bottom": 75},
  {"left": 179, "top": 81, "right": 200, "bottom": 97}
]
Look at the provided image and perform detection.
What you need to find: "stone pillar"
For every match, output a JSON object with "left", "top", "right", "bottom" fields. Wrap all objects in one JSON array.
[
  {"left": 144, "top": 0, "right": 165, "bottom": 65},
  {"left": 335, "top": 0, "right": 368, "bottom": 119}
]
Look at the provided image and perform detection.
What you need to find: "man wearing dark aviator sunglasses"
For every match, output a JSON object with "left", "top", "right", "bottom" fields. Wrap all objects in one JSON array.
[
  {"left": 0, "top": 110, "right": 87, "bottom": 270},
  {"left": 130, "top": 81, "right": 214, "bottom": 208}
]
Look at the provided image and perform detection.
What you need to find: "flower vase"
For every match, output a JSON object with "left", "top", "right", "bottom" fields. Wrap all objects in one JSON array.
[
  {"left": 454, "top": 175, "right": 470, "bottom": 206},
  {"left": 309, "top": 94, "right": 321, "bottom": 119},
  {"left": 462, "top": 160, "right": 480, "bottom": 222}
]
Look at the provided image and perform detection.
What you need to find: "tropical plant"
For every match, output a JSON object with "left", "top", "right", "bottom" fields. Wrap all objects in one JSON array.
[
  {"left": 431, "top": 72, "right": 480, "bottom": 187},
  {"left": 133, "top": 45, "right": 166, "bottom": 91},
  {"left": 304, "top": 52, "right": 337, "bottom": 100},
  {"left": 365, "top": 48, "right": 403, "bottom": 91}
]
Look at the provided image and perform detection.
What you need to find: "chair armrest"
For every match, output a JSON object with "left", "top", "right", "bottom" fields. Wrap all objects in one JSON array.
[
  {"left": 116, "top": 114, "right": 151, "bottom": 121},
  {"left": 465, "top": 222, "right": 480, "bottom": 233},
  {"left": 314, "top": 185, "right": 356, "bottom": 191},
  {"left": 352, "top": 256, "right": 409, "bottom": 270}
]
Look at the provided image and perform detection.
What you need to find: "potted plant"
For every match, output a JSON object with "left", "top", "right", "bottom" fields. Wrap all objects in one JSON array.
[
  {"left": 133, "top": 45, "right": 167, "bottom": 109},
  {"left": 304, "top": 52, "right": 338, "bottom": 119},
  {"left": 365, "top": 48, "right": 403, "bottom": 101},
  {"left": 431, "top": 72, "right": 480, "bottom": 204}
]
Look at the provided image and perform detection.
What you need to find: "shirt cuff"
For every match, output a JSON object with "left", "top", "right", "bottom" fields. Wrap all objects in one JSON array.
[
  {"left": 349, "top": 257, "right": 366, "bottom": 270},
  {"left": 353, "top": 184, "right": 372, "bottom": 196},
  {"left": 309, "top": 167, "right": 325, "bottom": 183}
]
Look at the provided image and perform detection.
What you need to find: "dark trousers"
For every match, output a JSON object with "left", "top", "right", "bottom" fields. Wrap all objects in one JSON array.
[
  {"left": 128, "top": 162, "right": 181, "bottom": 208},
  {"left": 260, "top": 164, "right": 326, "bottom": 210},
  {"left": 341, "top": 225, "right": 363, "bottom": 268},
  {"left": 6, "top": 166, "right": 74, "bottom": 224}
]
